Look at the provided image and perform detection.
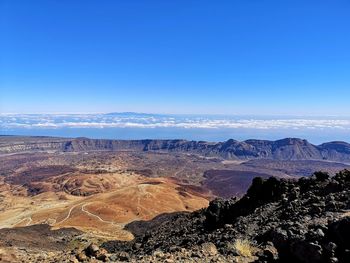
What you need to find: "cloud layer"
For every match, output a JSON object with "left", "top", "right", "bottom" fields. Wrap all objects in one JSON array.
[{"left": 1, "top": 113, "right": 350, "bottom": 130}]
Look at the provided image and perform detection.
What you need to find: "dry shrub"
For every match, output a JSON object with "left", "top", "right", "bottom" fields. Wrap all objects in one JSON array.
[{"left": 233, "top": 239, "right": 254, "bottom": 257}]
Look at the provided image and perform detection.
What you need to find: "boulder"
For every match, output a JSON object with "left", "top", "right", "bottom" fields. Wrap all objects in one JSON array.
[{"left": 85, "top": 243, "right": 99, "bottom": 257}]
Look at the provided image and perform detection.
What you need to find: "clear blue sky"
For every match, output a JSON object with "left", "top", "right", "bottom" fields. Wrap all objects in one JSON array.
[{"left": 1, "top": 0, "right": 350, "bottom": 115}]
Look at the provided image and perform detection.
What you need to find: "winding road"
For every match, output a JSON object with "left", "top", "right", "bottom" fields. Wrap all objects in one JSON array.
[
  {"left": 15, "top": 216, "right": 32, "bottom": 226},
  {"left": 55, "top": 204, "right": 80, "bottom": 225},
  {"left": 81, "top": 203, "right": 116, "bottom": 225}
]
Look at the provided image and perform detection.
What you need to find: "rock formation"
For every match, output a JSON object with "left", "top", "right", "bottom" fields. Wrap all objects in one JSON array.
[{"left": 102, "top": 170, "right": 350, "bottom": 263}]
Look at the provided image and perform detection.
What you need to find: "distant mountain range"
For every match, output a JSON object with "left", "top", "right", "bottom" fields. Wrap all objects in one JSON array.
[
  {"left": 104, "top": 112, "right": 168, "bottom": 117},
  {"left": 1, "top": 136, "right": 350, "bottom": 162}
]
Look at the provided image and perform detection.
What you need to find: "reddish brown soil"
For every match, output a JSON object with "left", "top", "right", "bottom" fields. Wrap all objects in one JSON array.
[{"left": 6, "top": 165, "right": 76, "bottom": 185}]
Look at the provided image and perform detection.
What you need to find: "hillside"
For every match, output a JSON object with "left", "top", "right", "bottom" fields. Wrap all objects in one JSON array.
[
  {"left": 3, "top": 170, "right": 348, "bottom": 262},
  {"left": 1, "top": 170, "right": 349, "bottom": 262},
  {"left": 101, "top": 170, "right": 350, "bottom": 263}
]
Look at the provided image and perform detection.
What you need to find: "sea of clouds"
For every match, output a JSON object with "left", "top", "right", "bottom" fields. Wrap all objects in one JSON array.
[{"left": 1, "top": 113, "right": 350, "bottom": 130}]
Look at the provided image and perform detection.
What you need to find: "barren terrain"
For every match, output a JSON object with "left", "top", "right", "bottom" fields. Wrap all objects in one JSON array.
[
  {"left": 0, "top": 151, "right": 212, "bottom": 239},
  {"left": 1, "top": 136, "right": 350, "bottom": 262}
]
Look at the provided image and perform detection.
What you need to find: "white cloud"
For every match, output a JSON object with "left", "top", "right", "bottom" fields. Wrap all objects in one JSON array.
[{"left": 1, "top": 114, "right": 350, "bottom": 130}]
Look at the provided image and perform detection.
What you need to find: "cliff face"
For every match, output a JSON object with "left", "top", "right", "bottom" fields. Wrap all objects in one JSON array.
[{"left": 1, "top": 136, "right": 350, "bottom": 162}]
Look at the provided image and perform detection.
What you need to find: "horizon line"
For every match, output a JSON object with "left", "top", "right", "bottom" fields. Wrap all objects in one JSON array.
[{"left": 2, "top": 112, "right": 350, "bottom": 118}]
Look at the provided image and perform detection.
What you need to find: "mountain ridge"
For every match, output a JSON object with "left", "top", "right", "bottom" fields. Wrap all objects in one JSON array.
[{"left": 1, "top": 136, "right": 350, "bottom": 162}]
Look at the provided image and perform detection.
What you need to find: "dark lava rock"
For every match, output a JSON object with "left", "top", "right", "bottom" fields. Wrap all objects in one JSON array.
[
  {"left": 102, "top": 169, "right": 350, "bottom": 263},
  {"left": 328, "top": 217, "right": 350, "bottom": 247},
  {"left": 116, "top": 251, "right": 131, "bottom": 261},
  {"left": 85, "top": 243, "right": 99, "bottom": 257}
]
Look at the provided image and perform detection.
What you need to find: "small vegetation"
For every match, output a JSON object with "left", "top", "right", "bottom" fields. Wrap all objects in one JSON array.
[{"left": 233, "top": 239, "right": 254, "bottom": 257}]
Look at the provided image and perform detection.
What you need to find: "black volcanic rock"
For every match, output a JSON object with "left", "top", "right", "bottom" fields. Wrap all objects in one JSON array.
[{"left": 102, "top": 170, "right": 350, "bottom": 263}]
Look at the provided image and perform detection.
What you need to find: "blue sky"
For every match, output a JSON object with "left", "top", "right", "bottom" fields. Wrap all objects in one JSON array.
[{"left": 1, "top": 0, "right": 350, "bottom": 115}]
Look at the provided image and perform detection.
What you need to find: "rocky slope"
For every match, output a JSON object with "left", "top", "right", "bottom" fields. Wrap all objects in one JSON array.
[
  {"left": 1, "top": 136, "right": 350, "bottom": 162},
  {"left": 100, "top": 170, "right": 350, "bottom": 263},
  {"left": 1, "top": 169, "right": 350, "bottom": 262}
]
